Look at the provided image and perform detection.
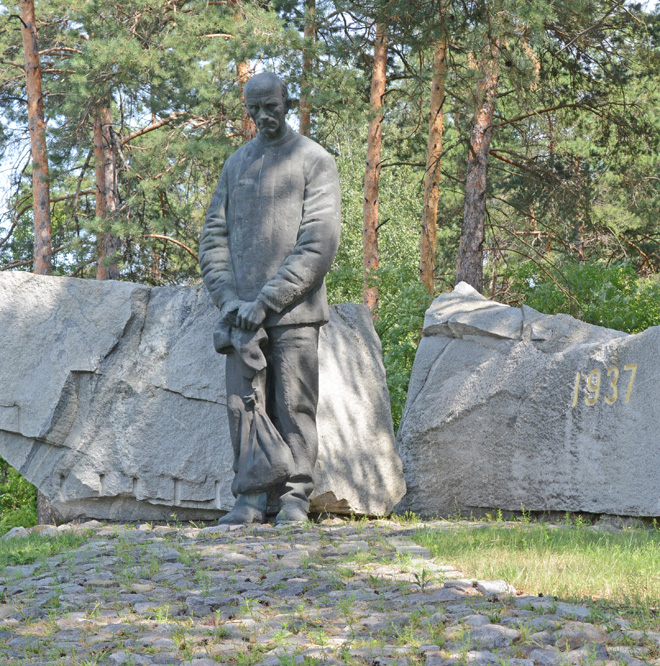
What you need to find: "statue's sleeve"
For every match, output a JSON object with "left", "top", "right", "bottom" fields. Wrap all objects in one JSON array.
[
  {"left": 199, "top": 166, "right": 238, "bottom": 317},
  {"left": 258, "top": 150, "right": 341, "bottom": 313}
]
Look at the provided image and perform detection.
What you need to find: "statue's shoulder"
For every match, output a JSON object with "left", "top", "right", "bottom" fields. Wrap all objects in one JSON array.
[
  {"left": 291, "top": 132, "right": 336, "bottom": 167},
  {"left": 224, "top": 140, "right": 255, "bottom": 170}
]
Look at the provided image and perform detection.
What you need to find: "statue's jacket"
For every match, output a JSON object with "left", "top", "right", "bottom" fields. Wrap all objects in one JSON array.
[{"left": 200, "top": 126, "right": 341, "bottom": 328}]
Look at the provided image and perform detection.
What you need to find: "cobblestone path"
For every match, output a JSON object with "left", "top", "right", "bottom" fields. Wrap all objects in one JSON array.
[{"left": 0, "top": 519, "right": 655, "bottom": 666}]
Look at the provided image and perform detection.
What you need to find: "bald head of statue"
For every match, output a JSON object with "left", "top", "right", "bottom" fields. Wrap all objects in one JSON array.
[{"left": 244, "top": 73, "right": 291, "bottom": 142}]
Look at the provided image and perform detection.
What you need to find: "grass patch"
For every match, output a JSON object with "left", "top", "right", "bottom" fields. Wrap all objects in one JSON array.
[
  {"left": 414, "top": 521, "right": 660, "bottom": 609},
  {"left": 0, "top": 531, "right": 90, "bottom": 569}
]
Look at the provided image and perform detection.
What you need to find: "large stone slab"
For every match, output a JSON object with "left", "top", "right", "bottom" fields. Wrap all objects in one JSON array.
[
  {"left": 396, "top": 281, "right": 659, "bottom": 518},
  {"left": 0, "top": 271, "right": 404, "bottom": 520}
]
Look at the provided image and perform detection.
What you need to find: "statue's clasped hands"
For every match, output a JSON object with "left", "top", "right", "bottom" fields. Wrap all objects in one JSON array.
[{"left": 224, "top": 299, "right": 267, "bottom": 331}]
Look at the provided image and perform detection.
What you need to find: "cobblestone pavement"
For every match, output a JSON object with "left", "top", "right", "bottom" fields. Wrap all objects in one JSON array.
[{"left": 0, "top": 519, "right": 656, "bottom": 666}]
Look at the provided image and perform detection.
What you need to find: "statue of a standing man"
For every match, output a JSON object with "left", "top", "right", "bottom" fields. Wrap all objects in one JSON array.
[{"left": 199, "top": 73, "right": 341, "bottom": 524}]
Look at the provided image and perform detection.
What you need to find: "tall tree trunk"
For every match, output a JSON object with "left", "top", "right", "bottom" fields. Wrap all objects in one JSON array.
[
  {"left": 299, "top": 0, "right": 316, "bottom": 137},
  {"left": 237, "top": 60, "right": 256, "bottom": 140},
  {"left": 362, "top": 23, "right": 387, "bottom": 313},
  {"left": 455, "top": 56, "right": 499, "bottom": 293},
  {"left": 230, "top": 0, "right": 255, "bottom": 141},
  {"left": 93, "top": 114, "right": 106, "bottom": 223},
  {"left": 19, "top": 0, "right": 52, "bottom": 275},
  {"left": 420, "top": 37, "right": 447, "bottom": 295},
  {"left": 95, "top": 104, "right": 121, "bottom": 280}
]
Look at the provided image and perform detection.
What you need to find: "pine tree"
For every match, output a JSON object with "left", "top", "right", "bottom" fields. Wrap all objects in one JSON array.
[
  {"left": 17, "top": 0, "right": 52, "bottom": 275},
  {"left": 362, "top": 22, "right": 387, "bottom": 313},
  {"left": 1, "top": 0, "right": 288, "bottom": 280},
  {"left": 455, "top": 42, "right": 500, "bottom": 293},
  {"left": 420, "top": 36, "right": 447, "bottom": 295},
  {"left": 299, "top": 0, "right": 316, "bottom": 137}
]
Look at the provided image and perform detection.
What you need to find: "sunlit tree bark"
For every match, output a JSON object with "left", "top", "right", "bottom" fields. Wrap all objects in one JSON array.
[
  {"left": 362, "top": 23, "right": 387, "bottom": 313},
  {"left": 19, "top": 0, "right": 52, "bottom": 275},
  {"left": 456, "top": 55, "right": 499, "bottom": 293},
  {"left": 95, "top": 104, "right": 121, "bottom": 280},
  {"left": 420, "top": 37, "right": 447, "bottom": 295},
  {"left": 299, "top": 0, "right": 316, "bottom": 137}
]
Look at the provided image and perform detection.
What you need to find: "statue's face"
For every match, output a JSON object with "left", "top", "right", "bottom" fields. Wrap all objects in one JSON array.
[{"left": 245, "top": 82, "right": 288, "bottom": 142}]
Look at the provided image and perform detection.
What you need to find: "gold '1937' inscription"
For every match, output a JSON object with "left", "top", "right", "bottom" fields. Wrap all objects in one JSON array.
[{"left": 571, "top": 364, "right": 637, "bottom": 408}]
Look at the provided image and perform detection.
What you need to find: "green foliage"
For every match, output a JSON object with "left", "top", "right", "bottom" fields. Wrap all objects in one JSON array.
[
  {"left": 514, "top": 261, "right": 660, "bottom": 333},
  {"left": 0, "top": 0, "right": 294, "bottom": 279},
  {"left": 325, "top": 122, "right": 431, "bottom": 429},
  {"left": 328, "top": 261, "right": 429, "bottom": 431},
  {"left": 375, "top": 269, "right": 431, "bottom": 430},
  {"left": 0, "top": 459, "right": 37, "bottom": 536}
]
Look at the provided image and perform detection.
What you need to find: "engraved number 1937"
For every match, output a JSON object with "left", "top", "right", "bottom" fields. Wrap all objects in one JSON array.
[{"left": 571, "top": 363, "right": 637, "bottom": 408}]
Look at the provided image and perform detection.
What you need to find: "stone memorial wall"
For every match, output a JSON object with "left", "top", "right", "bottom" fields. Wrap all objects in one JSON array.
[
  {"left": 0, "top": 272, "right": 405, "bottom": 521},
  {"left": 397, "top": 282, "right": 659, "bottom": 518}
]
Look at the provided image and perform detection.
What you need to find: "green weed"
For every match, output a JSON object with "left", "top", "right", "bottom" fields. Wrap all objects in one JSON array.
[{"left": 412, "top": 568, "right": 433, "bottom": 593}]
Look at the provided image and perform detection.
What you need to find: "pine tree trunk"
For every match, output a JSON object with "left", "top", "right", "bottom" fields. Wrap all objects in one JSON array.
[
  {"left": 237, "top": 60, "right": 256, "bottom": 140},
  {"left": 420, "top": 37, "right": 447, "bottom": 295},
  {"left": 93, "top": 114, "right": 106, "bottom": 221},
  {"left": 19, "top": 0, "right": 52, "bottom": 276},
  {"left": 95, "top": 104, "right": 121, "bottom": 280},
  {"left": 455, "top": 56, "right": 499, "bottom": 293},
  {"left": 299, "top": 0, "right": 316, "bottom": 137},
  {"left": 362, "top": 23, "right": 387, "bottom": 313},
  {"left": 229, "top": 0, "right": 255, "bottom": 141}
]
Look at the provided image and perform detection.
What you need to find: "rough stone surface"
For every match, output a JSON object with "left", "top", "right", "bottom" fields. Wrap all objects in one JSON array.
[
  {"left": 476, "top": 580, "right": 518, "bottom": 599},
  {"left": 0, "top": 271, "right": 404, "bottom": 520},
  {"left": 0, "top": 519, "right": 643, "bottom": 666},
  {"left": 397, "top": 281, "right": 660, "bottom": 517},
  {"left": 2, "top": 527, "right": 30, "bottom": 540}
]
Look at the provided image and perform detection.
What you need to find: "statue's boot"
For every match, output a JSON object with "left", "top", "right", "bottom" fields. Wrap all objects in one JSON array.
[
  {"left": 218, "top": 492, "right": 267, "bottom": 525},
  {"left": 275, "top": 488, "right": 310, "bottom": 524}
]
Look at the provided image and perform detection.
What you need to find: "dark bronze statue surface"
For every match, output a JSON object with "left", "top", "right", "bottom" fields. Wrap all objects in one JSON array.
[{"left": 199, "top": 73, "right": 341, "bottom": 524}]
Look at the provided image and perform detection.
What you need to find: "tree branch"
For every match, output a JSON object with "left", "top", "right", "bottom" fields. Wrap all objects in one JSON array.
[
  {"left": 620, "top": 235, "right": 656, "bottom": 273},
  {"left": 52, "top": 190, "right": 95, "bottom": 204},
  {"left": 491, "top": 103, "right": 598, "bottom": 128},
  {"left": 0, "top": 218, "right": 20, "bottom": 251},
  {"left": 489, "top": 149, "right": 580, "bottom": 199},
  {"left": 379, "top": 160, "right": 424, "bottom": 169},
  {"left": 120, "top": 112, "right": 186, "bottom": 146},
  {"left": 554, "top": 0, "right": 626, "bottom": 54},
  {"left": 0, "top": 59, "right": 25, "bottom": 71},
  {"left": 71, "top": 148, "right": 94, "bottom": 227},
  {"left": 1, "top": 244, "right": 66, "bottom": 271},
  {"left": 10, "top": 189, "right": 95, "bottom": 225},
  {"left": 39, "top": 46, "right": 83, "bottom": 55},
  {"left": 145, "top": 234, "right": 198, "bottom": 261},
  {"left": 9, "top": 14, "right": 28, "bottom": 29}
]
